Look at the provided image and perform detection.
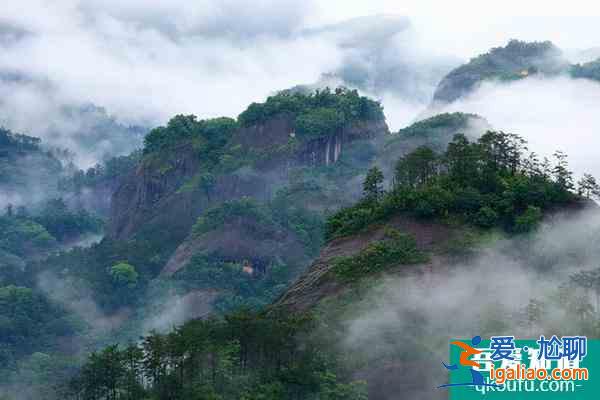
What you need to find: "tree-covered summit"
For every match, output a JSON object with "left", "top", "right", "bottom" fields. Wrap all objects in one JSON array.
[
  {"left": 433, "top": 40, "right": 567, "bottom": 103},
  {"left": 238, "top": 87, "right": 384, "bottom": 136},
  {"left": 143, "top": 115, "right": 238, "bottom": 156},
  {"left": 395, "top": 112, "right": 483, "bottom": 138},
  {"left": 327, "top": 130, "right": 593, "bottom": 239},
  {"left": 142, "top": 87, "right": 384, "bottom": 159}
]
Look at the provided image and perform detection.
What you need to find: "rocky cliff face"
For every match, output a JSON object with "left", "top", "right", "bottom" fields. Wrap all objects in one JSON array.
[
  {"left": 108, "top": 143, "right": 203, "bottom": 241},
  {"left": 272, "top": 214, "right": 456, "bottom": 313},
  {"left": 298, "top": 118, "right": 388, "bottom": 166},
  {"left": 107, "top": 114, "right": 389, "bottom": 243},
  {"left": 162, "top": 214, "right": 308, "bottom": 277},
  {"left": 230, "top": 112, "right": 388, "bottom": 168}
]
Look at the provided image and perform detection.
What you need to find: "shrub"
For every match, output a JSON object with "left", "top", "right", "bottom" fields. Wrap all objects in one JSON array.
[
  {"left": 452, "top": 187, "right": 483, "bottom": 213},
  {"left": 193, "top": 198, "right": 272, "bottom": 236},
  {"left": 325, "top": 202, "right": 380, "bottom": 240},
  {"left": 109, "top": 262, "right": 139, "bottom": 288}
]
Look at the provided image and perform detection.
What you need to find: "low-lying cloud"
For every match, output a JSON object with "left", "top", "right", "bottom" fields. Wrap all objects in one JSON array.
[
  {"left": 340, "top": 208, "right": 600, "bottom": 398},
  {"left": 0, "top": 3, "right": 461, "bottom": 165},
  {"left": 435, "top": 76, "right": 600, "bottom": 181}
]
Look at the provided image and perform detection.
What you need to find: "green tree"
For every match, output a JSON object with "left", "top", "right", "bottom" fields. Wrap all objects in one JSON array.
[
  {"left": 362, "top": 167, "right": 384, "bottom": 202},
  {"left": 474, "top": 206, "right": 498, "bottom": 228},
  {"left": 577, "top": 173, "right": 600, "bottom": 199},
  {"left": 393, "top": 146, "right": 438, "bottom": 188},
  {"left": 109, "top": 262, "right": 139, "bottom": 288},
  {"left": 552, "top": 150, "right": 574, "bottom": 191},
  {"left": 513, "top": 205, "right": 542, "bottom": 233},
  {"left": 445, "top": 134, "right": 479, "bottom": 186}
]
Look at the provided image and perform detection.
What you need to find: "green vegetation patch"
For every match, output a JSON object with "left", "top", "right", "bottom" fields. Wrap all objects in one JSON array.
[
  {"left": 67, "top": 310, "right": 368, "bottom": 400},
  {"left": 395, "top": 112, "right": 481, "bottom": 139},
  {"left": 143, "top": 115, "right": 238, "bottom": 156},
  {"left": 192, "top": 197, "right": 275, "bottom": 236},
  {"left": 332, "top": 228, "right": 428, "bottom": 281},
  {"left": 327, "top": 130, "right": 585, "bottom": 240},
  {"left": 238, "top": 87, "right": 384, "bottom": 137}
]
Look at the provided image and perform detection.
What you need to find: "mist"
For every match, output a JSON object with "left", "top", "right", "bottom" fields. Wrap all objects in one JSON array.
[
  {"left": 5, "top": 4, "right": 600, "bottom": 169},
  {"left": 433, "top": 76, "right": 600, "bottom": 180},
  {"left": 337, "top": 208, "right": 600, "bottom": 398},
  {"left": 0, "top": 2, "right": 463, "bottom": 167}
]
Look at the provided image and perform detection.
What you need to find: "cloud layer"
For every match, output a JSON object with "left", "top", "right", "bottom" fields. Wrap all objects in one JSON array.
[
  {"left": 0, "top": 2, "right": 460, "bottom": 165},
  {"left": 436, "top": 76, "right": 600, "bottom": 180}
]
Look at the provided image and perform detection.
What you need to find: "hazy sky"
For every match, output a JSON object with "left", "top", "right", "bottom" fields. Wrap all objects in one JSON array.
[
  {"left": 2, "top": 1, "right": 600, "bottom": 169},
  {"left": 2, "top": 1, "right": 599, "bottom": 126},
  {"left": 312, "top": 2, "right": 600, "bottom": 60}
]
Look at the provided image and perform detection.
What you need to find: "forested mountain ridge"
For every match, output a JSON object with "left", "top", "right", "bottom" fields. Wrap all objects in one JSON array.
[
  {"left": 0, "top": 128, "right": 62, "bottom": 204},
  {"left": 2, "top": 43, "right": 600, "bottom": 398},
  {"left": 2, "top": 76, "right": 600, "bottom": 399},
  {"left": 108, "top": 88, "right": 387, "bottom": 243},
  {"left": 67, "top": 128, "right": 600, "bottom": 400},
  {"left": 100, "top": 88, "right": 390, "bottom": 316},
  {"left": 275, "top": 130, "right": 597, "bottom": 312},
  {"left": 378, "top": 112, "right": 491, "bottom": 174},
  {"left": 269, "top": 131, "right": 599, "bottom": 398},
  {"left": 431, "top": 39, "right": 600, "bottom": 105},
  {"left": 0, "top": 128, "right": 109, "bottom": 270},
  {"left": 0, "top": 88, "right": 391, "bottom": 399},
  {"left": 4, "top": 8, "right": 600, "bottom": 399}
]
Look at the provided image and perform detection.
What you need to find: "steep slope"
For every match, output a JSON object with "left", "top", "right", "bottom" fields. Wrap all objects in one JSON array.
[
  {"left": 272, "top": 213, "right": 457, "bottom": 312},
  {"left": 162, "top": 199, "right": 310, "bottom": 277},
  {"left": 269, "top": 130, "right": 598, "bottom": 399}
]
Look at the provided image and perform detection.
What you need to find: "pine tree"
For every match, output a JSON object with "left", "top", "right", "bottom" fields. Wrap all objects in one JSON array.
[
  {"left": 577, "top": 173, "right": 600, "bottom": 199},
  {"left": 552, "top": 150, "right": 574, "bottom": 190}
]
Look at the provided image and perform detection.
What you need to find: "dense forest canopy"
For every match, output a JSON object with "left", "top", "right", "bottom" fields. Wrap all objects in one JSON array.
[
  {"left": 327, "top": 130, "right": 591, "bottom": 240},
  {"left": 239, "top": 87, "right": 384, "bottom": 134},
  {"left": 142, "top": 88, "right": 384, "bottom": 168},
  {"left": 66, "top": 126, "right": 600, "bottom": 400},
  {"left": 143, "top": 116, "right": 238, "bottom": 156},
  {"left": 3, "top": 39, "right": 600, "bottom": 400},
  {"left": 67, "top": 310, "right": 367, "bottom": 400}
]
